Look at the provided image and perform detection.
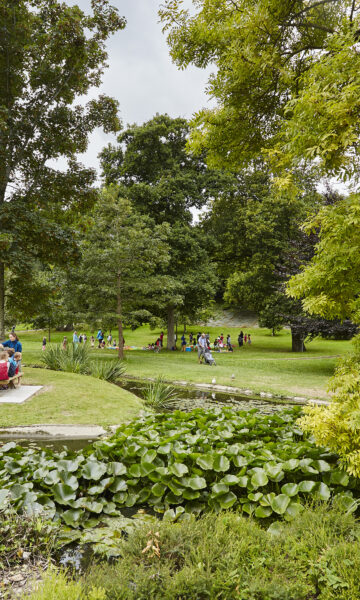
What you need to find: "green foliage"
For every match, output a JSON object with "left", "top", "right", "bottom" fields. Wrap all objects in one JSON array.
[
  {"left": 299, "top": 335, "right": 360, "bottom": 478},
  {"left": 159, "top": 0, "right": 344, "bottom": 171},
  {"left": 0, "top": 509, "right": 58, "bottom": 570},
  {"left": 90, "top": 359, "right": 126, "bottom": 383},
  {"left": 41, "top": 344, "right": 90, "bottom": 375},
  {"left": 27, "top": 569, "right": 105, "bottom": 600},
  {"left": 288, "top": 194, "right": 360, "bottom": 323},
  {"left": 142, "top": 377, "right": 177, "bottom": 410},
  {"left": 0, "top": 0, "right": 125, "bottom": 334},
  {"left": 0, "top": 408, "right": 358, "bottom": 530},
  {"left": 85, "top": 505, "right": 360, "bottom": 600}
]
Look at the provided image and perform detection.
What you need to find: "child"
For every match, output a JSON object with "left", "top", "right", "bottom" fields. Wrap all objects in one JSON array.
[
  {"left": 248, "top": 334, "right": 252, "bottom": 345},
  {"left": 42, "top": 336, "right": 46, "bottom": 351},
  {"left": 6, "top": 348, "right": 17, "bottom": 377},
  {"left": 0, "top": 351, "right": 9, "bottom": 380},
  {"left": 244, "top": 333, "right": 248, "bottom": 344},
  {"left": 62, "top": 337, "right": 68, "bottom": 350},
  {"left": 13, "top": 352, "right": 22, "bottom": 374},
  {"left": 90, "top": 335, "right": 95, "bottom": 349}
]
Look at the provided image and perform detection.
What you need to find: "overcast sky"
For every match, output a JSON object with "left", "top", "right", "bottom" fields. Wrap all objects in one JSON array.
[{"left": 66, "top": 0, "right": 213, "bottom": 177}]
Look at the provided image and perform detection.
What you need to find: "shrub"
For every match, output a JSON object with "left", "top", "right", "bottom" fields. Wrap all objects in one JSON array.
[
  {"left": 84, "top": 505, "right": 360, "bottom": 600},
  {"left": 142, "top": 376, "right": 177, "bottom": 409},
  {"left": 41, "top": 343, "right": 90, "bottom": 375},
  {"left": 27, "top": 569, "right": 105, "bottom": 600},
  {"left": 90, "top": 359, "right": 126, "bottom": 383},
  {"left": 299, "top": 334, "right": 360, "bottom": 477}
]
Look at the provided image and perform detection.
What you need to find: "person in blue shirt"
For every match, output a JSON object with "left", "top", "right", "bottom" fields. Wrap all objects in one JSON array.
[
  {"left": 73, "top": 331, "right": 79, "bottom": 345},
  {"left": 2, "top": 333, "right": 22, "bottom": 353}
]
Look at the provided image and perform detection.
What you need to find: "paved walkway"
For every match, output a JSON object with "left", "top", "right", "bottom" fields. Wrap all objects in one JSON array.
[{"left": 0, "top": 386, "right": 43, "bottom": 404}]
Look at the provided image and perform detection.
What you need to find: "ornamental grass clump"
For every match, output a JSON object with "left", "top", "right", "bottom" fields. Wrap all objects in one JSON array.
[
  {"left": 142, "top": 376, "right": 177, "bottom": 410},
  {"left": 90, "top": 359, "right": 126, "bottom": 383},
  {"left": 41, "top": 343, "right": 90, "bottom": 375}
]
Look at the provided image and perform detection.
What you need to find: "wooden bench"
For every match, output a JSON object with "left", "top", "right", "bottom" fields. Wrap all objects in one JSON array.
[{"left": 0, "top": 373, "right": 23, "bottom": 389}]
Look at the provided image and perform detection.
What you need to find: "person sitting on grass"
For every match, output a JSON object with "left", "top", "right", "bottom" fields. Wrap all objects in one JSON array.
[{"left": 0, "top": 351, "right": 9, "bottom": 380}]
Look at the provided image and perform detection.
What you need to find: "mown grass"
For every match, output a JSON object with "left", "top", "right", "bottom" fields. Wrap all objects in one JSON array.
[
  {"left": 0, "top": 368, "right": 142, "bottom": 426},
  {"left": 17, "top": 325, "right": 353, "bottom": 399}
]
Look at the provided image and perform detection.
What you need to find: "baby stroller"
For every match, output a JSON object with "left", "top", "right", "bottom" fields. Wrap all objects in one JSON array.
[{"left": 203, "top": 348, "right": 216, "bottom": 366}]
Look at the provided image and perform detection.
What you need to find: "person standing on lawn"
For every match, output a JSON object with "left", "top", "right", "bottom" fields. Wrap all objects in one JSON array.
[
  {"left": 42, "top": 336, "right": 46, "bottom": 351},
  {"left": 238, "top": 331, "right": 244, "bottom": 347},
  {"left": 73, "top": 331, "right": 79, "bottom": 345},
  {"left": 160, "top": 331, "right": 164, "bottom": 347},
  {"left": 197, "top": 333, "right": 207, "bottom": 363},
  {"left": 181, "top": 334, "right": 186, "bottom": 351}
]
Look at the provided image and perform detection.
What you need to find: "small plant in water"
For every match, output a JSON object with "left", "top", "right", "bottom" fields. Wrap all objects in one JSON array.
[{"left": 142, "top": 376, "right": 177, "bottom": 409}]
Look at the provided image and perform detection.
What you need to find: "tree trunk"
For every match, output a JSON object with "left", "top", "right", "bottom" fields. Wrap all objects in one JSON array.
[
  {"left": 0, "top": 262, "right": 5, "bottom": 340},
  {"left": 167, "top": 306, "right": 175, "bottom": 350},
  {"left": 291, "top": 330, "right": 305, "bottom": 352},
  {"left": 117, "top": 273, "right": 124, "bottom": 360}
]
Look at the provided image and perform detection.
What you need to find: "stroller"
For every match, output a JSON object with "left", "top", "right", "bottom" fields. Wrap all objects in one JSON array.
[{"left": 203, "top": 348, "right": 216, "bottom": 366}]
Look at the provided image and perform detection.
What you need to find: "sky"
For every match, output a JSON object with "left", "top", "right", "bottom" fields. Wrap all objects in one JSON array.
[{"left": 65, "top": 0, "right": 213, "bottom": 177}]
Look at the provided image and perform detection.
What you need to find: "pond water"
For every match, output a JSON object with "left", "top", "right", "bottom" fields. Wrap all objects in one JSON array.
[{"left": 119, "top": 379, "right": 294, "bottom": 415}]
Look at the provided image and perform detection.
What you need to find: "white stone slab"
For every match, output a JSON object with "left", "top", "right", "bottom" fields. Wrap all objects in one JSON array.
[
  {"left": 0, "top": 385, "right": 43, "bottom": 404},
  {"left": 0, "top": 424, "right": 106, "bottom": 438}
]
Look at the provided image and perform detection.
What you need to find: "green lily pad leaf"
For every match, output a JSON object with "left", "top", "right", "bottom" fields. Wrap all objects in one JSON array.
[
  {"left": 140, "top": 462, "right": 156, "bottom": 476},
  {"left": 248, "top": 492, "right": 263, "bottom": 502},
  {"left": 284, "top": 501, "right": 304, "bottom": 521},
  {"left": 152, "top": 483, "right": 166, "bottom": 497},
  {"left": 125, "top": 492, "right": 139, "bottom": 507},
  {"left": 81, "top": 499, "right": 104, "bottom": 513},
  {"left": 232, "top": 456, "right": 248, "bottom": 468},
  {"left": 282, "top": 459, "right": 299, "bottom": 471},
  {"left": 168, "top": 481, "right": 185, "bottom": 496},
  {"left": 10, "top": 483, "right": 28, "bottom": 500},
  {"left": 187, "top": 476, "right": 207, "bottom": 490},
  {"left": 109, "top": 478, "right": 128, "bottom": 493},
  {"left": 270, "top": 494, "right": 290, "bottom": 515},
  {"left": 237, "top": 476, "right": 249, "bottom": 488},
  {"left": 196, "top": 455, "right": 214, "bottom": 470},
  {"left": 183, "top": 488, "right": 200, "bottom": 500},
  {"left": 5, "top": 461, "right": 22, "bottom": 474},
  {"left": 314, "top": 482, "right": 330, "bottom": 501},
  {"left": 60, "top": 473, "right": 79, "bottom": 491},
  {"left": 62, "top": 509, "right": 84, "bottom": 527},
  {"left": 57, "top": 458, "right": 83, "bottom": 473},
  {"left": 169, "top": 463, "right": 189, "bottom": 477},
  {"left": 82, "top": 461, "right": 107, "bottom": 481},
  {"left": 332, "top": 493, "right": 357, "bottom": 513},
  {"left": 163, "top": 506, "right": 185, "bottom": 522},
  {"left": 267, "top": 522, "right": 284, "bottom": 536},
  {"left": 259, "top": 492, "right": 276, "bottom": 507},
  {"left": 211, "top": 483, "right": 229, "bottom": 497},
  {"left": 0, "top": 442, "right": 16, "bottom": 453},
  {"left": 241, "top": 502, "right": 255, "bottom": 515},
  {"left": 255, "top": 505, "right": 272, "bottom": 518},
  {"left": 213, "top": 455, "right": 230, "bottom": 472},
  {"left": 330, "top": 471, "right": 349, "bottom": 487},
  {"left": 185, "top": 501, "right": 206, "bottom": 515},
  {"left": 141, "top": 450, "right": 157, "bottom": 464},
  {"left": 220, "top": 474, "right": 239, "bottom": 486},
  {"left": 128, "top": 464, "right": 141, "bottom": 478},
  {"left": 107, "top": 462, "right": 127, "bottom": 476},
  {"left": 312, "top": 460, "right": 331, "bottom": 472},
  {"left": 298, "top": 480, "right": 317, "bottom": 493},
  {"left": 281, "top": 483, "right": 299, "bottom": 497},
  {"left": 53, "top": 484, "right": 77, "bottom": 505},
  {"left": 0, "top": 489, "right": 9, "bottom": 509},
  {"left": 102, "top": 502, "right": 118, "bottom": 516},
  {"left": 158, "top": 443, "right": 171, "bottom": 454},
  {"left": 218, "top": 492, "right": 237, "bottom": 509},
  {"left": 44, "top": 470, "right": 60, "bottom": 486},
  {"left": 113, "top": 492, "right": 127, "bottom": 505},
  {"left": 251, "top": 470, "right": 268, "bottom": 488},
  {"left": 264, "top": 464, "right": 284, "bottom": 482}
]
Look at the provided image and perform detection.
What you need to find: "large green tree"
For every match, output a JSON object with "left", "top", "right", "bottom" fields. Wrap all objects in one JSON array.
[
  {"left": 100, "top": 114, "right": 219, "bottom": 349},
  {"left": 0, "top": 0, "right": 125, "bottom": 336},
  {"left": 68, "top": 187, "right": 170, "bottom": 359},
  {"left": 159, "top": 0, "right": 348, "bottom": 171}
]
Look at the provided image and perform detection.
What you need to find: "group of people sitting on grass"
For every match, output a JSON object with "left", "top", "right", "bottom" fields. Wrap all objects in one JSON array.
[
  {"left": 180, "top": 331, "right": 252, "bottom": 352},
  {"left": 0, "top": 333, "right": 22, "bottom": 382}
]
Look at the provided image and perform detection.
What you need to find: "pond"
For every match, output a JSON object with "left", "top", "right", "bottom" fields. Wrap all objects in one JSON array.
[{"left": 119, "top": 379, "right": 294, "bottom": 414}]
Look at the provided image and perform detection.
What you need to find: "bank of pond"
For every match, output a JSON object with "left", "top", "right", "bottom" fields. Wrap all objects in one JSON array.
[{"left": 1, "top": 406, "right": 360, "bottom": 598}]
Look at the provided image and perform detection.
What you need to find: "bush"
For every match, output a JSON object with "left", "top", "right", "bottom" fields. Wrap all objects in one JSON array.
[
  {"left": 41, "top": 343, "right": 90, "bottom": 375},
  {"left": 90, "top": 359, "right": 126, "bottom": 383},
  {"left": 142, "top": 376, "right": 177, "bottom": 409},
  {"left": 27, "top": 569, "right": 105, "bottom": 600},
  {"left": 84, "top": 505, "right": 360, "bottom": 600}
]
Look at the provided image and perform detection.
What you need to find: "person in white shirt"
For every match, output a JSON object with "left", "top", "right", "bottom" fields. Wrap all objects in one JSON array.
[{"left": 197, "top": 333, "right": 207, "bottom": 364}]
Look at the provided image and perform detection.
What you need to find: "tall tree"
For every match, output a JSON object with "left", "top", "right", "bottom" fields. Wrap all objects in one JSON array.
[
  {"left": 70, "top": 187, "right": 170, "bottom": 359},
  {"left": 159, "top": 0, "right": 348, "bottom": 171},
  {"left": 0, "top": 0, "right": 125, "bottom": 336},
  {"left": 100, "top": 114, "right": 219, "bottom": 349}
]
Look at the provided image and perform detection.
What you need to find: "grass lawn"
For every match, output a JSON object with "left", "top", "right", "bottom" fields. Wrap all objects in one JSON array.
[
  {"left": 15, "top": 324, "right": 354, "bottom": 399},
  {"left": 0, "top": 367, "right": 142, "bottom": 427}
]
